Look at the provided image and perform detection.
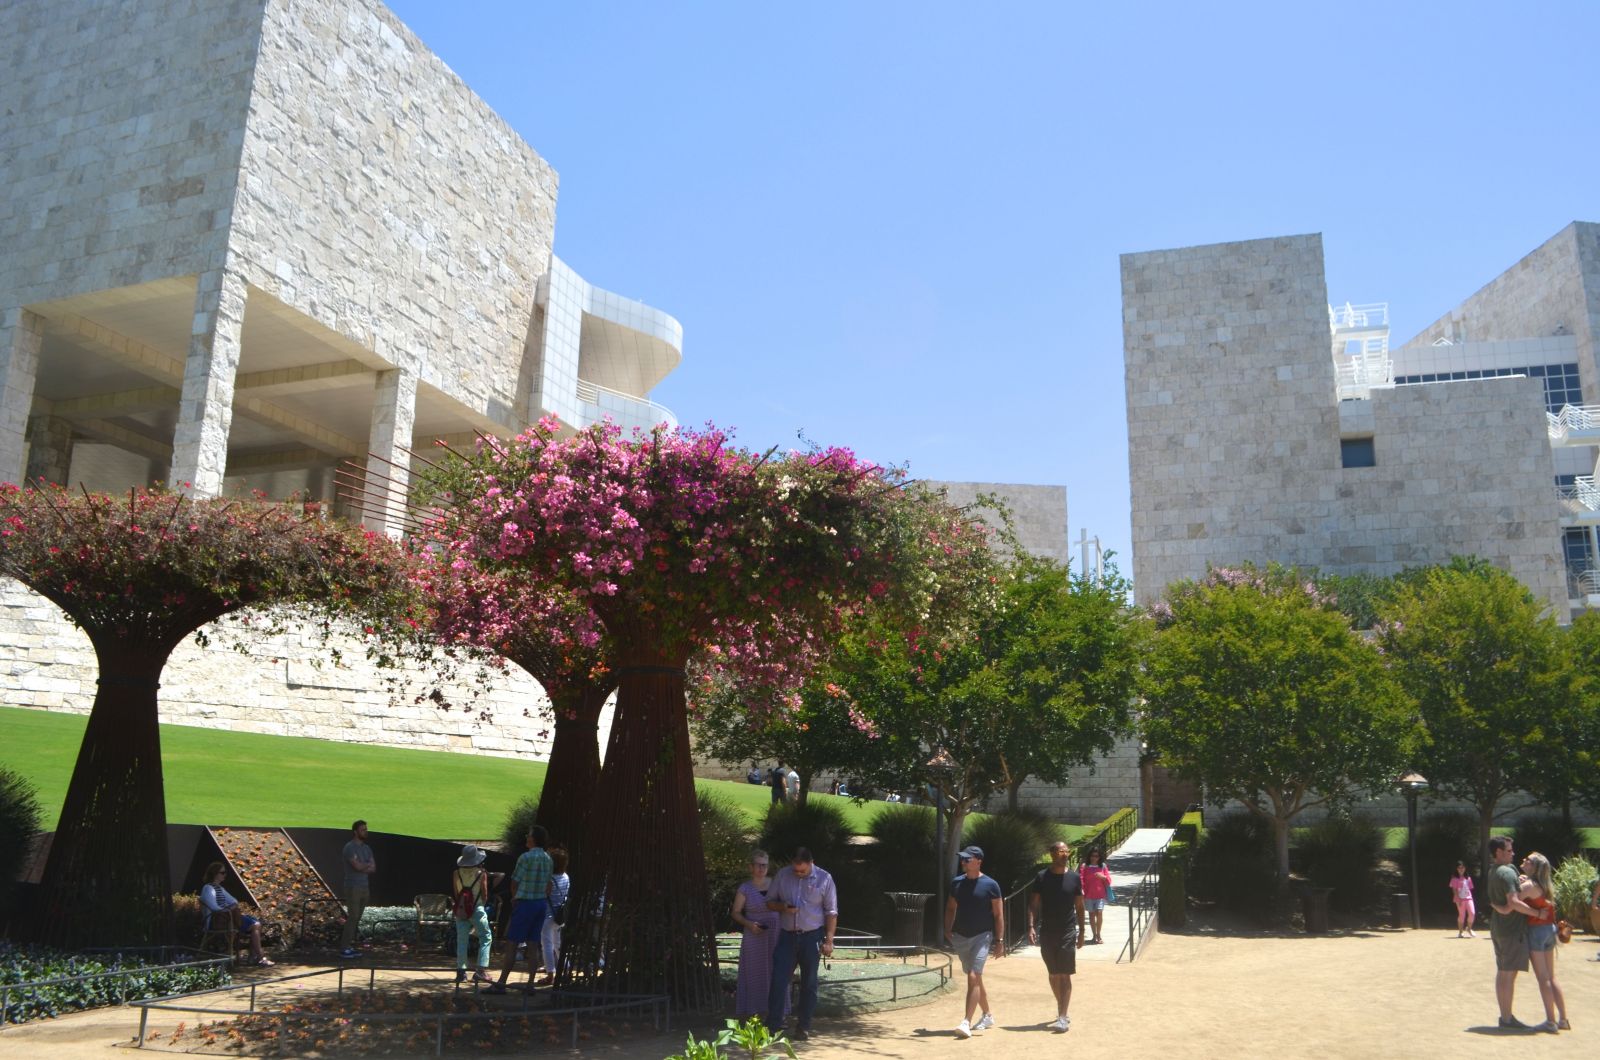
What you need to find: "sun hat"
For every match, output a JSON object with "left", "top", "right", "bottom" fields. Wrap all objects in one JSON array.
[{"left": 456, "top": 844, "right": 487, "bottom": 867}]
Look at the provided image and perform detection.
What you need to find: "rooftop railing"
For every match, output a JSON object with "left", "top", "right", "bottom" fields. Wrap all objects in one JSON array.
[
  {"left": 1329, "top": 302, "right": 1389, "bottom": 330},
  {"left": 1547, "top": 404, "right": 1600, "bottom": 442}
]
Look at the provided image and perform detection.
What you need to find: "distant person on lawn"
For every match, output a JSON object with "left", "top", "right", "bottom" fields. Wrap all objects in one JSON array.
[
  {"left": 944, "top": 844, "right": 1004, "bottom": 1038},
  {"left": 488, "top": 825, "right": 552, "bottom": 994},
  {"left": 200, "top": 862, "right": 272, "bottom": 966},
  {"left": 451, "top": 844, "right": 494, "bottom": 986},
  {"left": 340, "top": 819, "right": 376, "bottom": 958},
  {"left": 1028, "top": 839, "right": 1085, "bottom": 1033},
  {"left": 770, "top": 762, "right": 788, "bottom": 804}
]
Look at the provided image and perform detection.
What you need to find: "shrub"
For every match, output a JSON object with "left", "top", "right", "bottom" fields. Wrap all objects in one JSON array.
[
  {"left": 867, "top": 805, "right": 936, "bottom": 894},
  {"left": 1512, "top": 812, "right": 1583, "bottom": 868},
  {"left": 759, "top": 800, "right": 855, "bottom": 872},
  {"left": 0, "top": 941, "right": 230, "bottom": 1025},
  {"left": 1188, "top": 813, "right": 1276, "bottom": 915},
  {"left": 961, "top": 812, "right": 1053, "bottom": 893},
  {"left": 1173, "top": 809, "right": 1204, "bottom": 848},
  {"left": 0, "top": 768, "right": 41, "bottom": 918},
  {"left": 171, "top": 893, "right": 206, "bottom": 943},
  {"left": 700, "top": 792, "right": 755, "bottom": 931},
  {"left": 1414, "top": 809, "right": 1480, "bottom": 912},
  {"left": 1158, "top": 840, "right": 1189, "bottom": 928},
  {"left": 1297, "top": 813, "right": 1384, "bottom": 912},
  {"left": 499, "top": 795, "right": 540, "bottom": 853},
  {"left": 1552, "top": 855, "right": 1599, "bottom": 926}
]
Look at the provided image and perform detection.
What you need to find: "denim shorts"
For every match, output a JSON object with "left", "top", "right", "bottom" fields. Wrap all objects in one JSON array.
[
  {"left": 950, "top": 931, "right": 993, "bottom": 974},
  {"left": 1084, "top": 898, "right": 1107, "bottom": 912},
  {"left": 1529, "top": 923, "right": 1557, "bottom": 952}
]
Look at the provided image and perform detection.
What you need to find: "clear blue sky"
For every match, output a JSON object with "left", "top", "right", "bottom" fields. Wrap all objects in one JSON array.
[{"left": 387, "top": 0, "right": 1598, "bottom": 579}]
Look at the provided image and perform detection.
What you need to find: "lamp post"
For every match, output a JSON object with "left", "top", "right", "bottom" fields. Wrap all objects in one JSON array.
[
  {"left": 1398, "top": 771, "right": 1428, "bottom": 929},
  {"left": 926, "top": 749, "right": 959, "bottom": 945}
]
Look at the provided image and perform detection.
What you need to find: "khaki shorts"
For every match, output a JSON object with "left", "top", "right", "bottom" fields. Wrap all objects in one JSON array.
[{"left": 1492, "top": 929, "right": 1529, "bottom": 972}]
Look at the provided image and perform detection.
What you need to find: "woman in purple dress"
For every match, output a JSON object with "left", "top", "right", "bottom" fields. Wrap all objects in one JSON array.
[{"left": 731, "top": 848, "right": 784, "bottom": 1019}]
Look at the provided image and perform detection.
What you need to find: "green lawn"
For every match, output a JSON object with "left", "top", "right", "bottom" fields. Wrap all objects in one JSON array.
[{"left": 0, "top": 706, "right": 928, "bottom": 839}]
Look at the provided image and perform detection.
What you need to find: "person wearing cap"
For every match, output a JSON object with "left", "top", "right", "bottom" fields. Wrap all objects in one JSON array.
[
  {"left": 944, "top": 844, "right": 1004, "bottom": 1038},
  {"left": 451, "top": 844, "right": 494, "bottom": 985},
  {"left": 1027, "top": 839, "right": 1086, "bottom": 1032},
  {"left": 765, "top": 846, "right": 838, "bottom": 1041}
]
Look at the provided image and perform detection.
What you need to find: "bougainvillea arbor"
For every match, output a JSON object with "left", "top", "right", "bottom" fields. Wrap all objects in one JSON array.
[
  {"left": 412, "top": 556, "right": 614, "bottom": 847},
  {"left": 0, "top": 484, "right": 414, "bottom": 947},
  {"left": 425, "top": 419, "right": 984, "bottom": 1007}
]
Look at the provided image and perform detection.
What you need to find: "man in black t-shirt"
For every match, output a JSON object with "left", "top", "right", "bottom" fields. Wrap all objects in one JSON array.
[
  {"left": 1027, "top": 839, "right": 1085, "bottom": 1033},
  {"left": 769, "top": 762, "right": 787, "bottom": 804}
]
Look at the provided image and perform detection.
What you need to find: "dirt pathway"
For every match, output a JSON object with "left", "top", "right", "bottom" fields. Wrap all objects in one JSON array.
[{"left": 3, "top": 929, "right": 1596, "bottom": 1059}]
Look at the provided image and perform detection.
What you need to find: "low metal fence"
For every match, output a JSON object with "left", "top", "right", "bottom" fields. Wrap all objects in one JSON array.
[
  {"left": 1, "top": 949, "right": 232, "bottom": 1029},
  {"left": 129, "top": 964, "right": 669, "bottom": 1056},
  {"left": 717, "top": 942, "right": 952, "bottom": 1006}
]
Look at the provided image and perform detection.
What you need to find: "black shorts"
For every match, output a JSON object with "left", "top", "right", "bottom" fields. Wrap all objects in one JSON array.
[{"left": 1040, "top": 932, "right": 1077, "bottom": 976}]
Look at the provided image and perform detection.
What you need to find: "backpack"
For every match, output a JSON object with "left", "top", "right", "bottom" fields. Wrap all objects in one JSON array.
[{"left": 453, "top": 871, "right": 481, "bottom": 920}]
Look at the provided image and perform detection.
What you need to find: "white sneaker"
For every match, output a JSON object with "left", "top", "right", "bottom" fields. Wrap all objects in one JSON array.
[
  {"left": 1051, "top": 1016, "right": 1070, "bottom": 1033},
  {"left": 973, "top": 1014, "right": 994, "bottom": 1032},
  {"left": 956, "top": 1020, "right": 972, "bottom": 1039}
]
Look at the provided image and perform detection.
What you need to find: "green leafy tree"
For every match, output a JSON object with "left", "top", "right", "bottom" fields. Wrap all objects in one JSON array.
[
  {"left": 831, "top": 554, "right": 1143, "bottom": 869},
  {"left": 1143, "top": 565, "right": 1417, "bottom": 879},
  {"left": 1378, "top": 562, "right": 1577, "bottom": 867},
  {"left": 1557, "top": 611, "right": 1600, "bottom": 820}
]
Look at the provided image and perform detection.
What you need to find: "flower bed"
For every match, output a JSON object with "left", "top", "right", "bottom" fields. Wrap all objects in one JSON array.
[{"left": 0, "top": 941, "right": 230, "bottom": 1025}]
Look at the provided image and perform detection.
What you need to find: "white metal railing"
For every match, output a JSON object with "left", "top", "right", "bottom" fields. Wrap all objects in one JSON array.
[
  {"left": 1557, "top": 476, "right": 1600, "bottom": 512},
  {"left": 1334, "top": 347, "right": 1394, "bottom": 400},
  {"left": 1569, "top": 568, "right": 1600, "bottom": 599},
  {"left": 1329, "top": 302, "right": 1390, "bottom": 330},
  {"left": 1547, "top": 404, "right": 1600, "bottom": 441},
  {"left": 574, "top": 378, "right": 675, "bottom": 425}
]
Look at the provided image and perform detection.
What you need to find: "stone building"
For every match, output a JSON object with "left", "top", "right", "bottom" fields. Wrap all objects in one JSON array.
[
  {"left": 1122, "top": 222, "right": 1600, "bottom": 824},
  {"left": 0, "top": 0, "right": 684, "bottom": 757}
]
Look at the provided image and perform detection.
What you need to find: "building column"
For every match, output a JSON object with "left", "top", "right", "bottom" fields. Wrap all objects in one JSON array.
[
  {"left": 363, "top": 367, "right": 417, "bottom": 537},
  {"left": 169, "top": 268, "right": 247, "bottom": 496},
  {"left": 0, "top": 308, "right": 45, "bottom": 487},
  {"left": 24, "top": 413, "right": 74, "bottom": 486}
]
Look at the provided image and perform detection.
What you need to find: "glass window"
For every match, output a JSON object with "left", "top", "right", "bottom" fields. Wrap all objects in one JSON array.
[{"left": 1341, "top": 438, "right": 1376, "bottom": 468}]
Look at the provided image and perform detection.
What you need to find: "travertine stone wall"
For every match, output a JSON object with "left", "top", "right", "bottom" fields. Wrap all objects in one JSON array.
[
  {"left": 0, "top": 577, "right": 610, "bottom": 762},
  {"left": 1402, "top": 222, "right": 1600, "bottom": 402},
  {"left": 991, "top": 737, "right": 1144, "bottom": 825},
  {"left": 228, "top": 0, "right": 558, "bottom": 427},
  {"left": 1123, "top": 233, "right": 1565, "bottom": 612},
  {"left": 928, "top": 481, "right": 1070, "bottom": 565},
  {"left": 0, "top": 0, "right": 258, "bottom": 305}
]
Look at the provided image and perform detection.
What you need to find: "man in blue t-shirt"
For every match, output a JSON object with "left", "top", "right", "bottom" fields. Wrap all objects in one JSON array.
[{"left": 943, "top": 844, "right": 1005, "bottom": 1038}]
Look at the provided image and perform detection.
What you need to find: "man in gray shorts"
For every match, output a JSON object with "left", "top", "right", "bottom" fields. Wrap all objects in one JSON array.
[
  {"left": 1485, "top": 835, "right": 1531, "bottom": 1028},
  {"left": 944, "top": 845, "right": 1004, "bottom": 1039}
]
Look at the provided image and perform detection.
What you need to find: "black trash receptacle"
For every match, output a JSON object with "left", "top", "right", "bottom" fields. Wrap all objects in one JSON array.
[
  {"left": 1390, "top": 893, "right": 1410, "bottom": 929},
  {"left": 885, "top": 892, "right": 933, "bottom": 947},
  {"left": 1302, "top": 887, "right": 1332, "bottom": 933}
]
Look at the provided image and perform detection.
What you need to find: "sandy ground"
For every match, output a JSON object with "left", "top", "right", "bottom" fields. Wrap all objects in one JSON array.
[{"left": 3, "top": 928, "right": 1597, "bottom": 1060}]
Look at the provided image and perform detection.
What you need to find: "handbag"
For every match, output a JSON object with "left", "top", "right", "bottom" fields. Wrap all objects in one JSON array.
[
  {"left": 1556, "top": 919, "right": 1573, "bottom": 944},
  {"left": 551, "top": 902, "right": 567, "bottom": 926}
]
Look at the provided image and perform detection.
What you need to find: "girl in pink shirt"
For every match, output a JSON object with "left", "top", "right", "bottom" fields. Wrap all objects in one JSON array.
[
  {"left": 1080, "top": 847, "right": 1113, "bottom": 945},
  {"left": 1449, "top": 861, "right": 1475, "bottom": 938}
]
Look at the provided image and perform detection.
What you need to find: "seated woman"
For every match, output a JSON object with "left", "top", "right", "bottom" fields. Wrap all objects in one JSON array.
[{"left": 200, "top": 861, "right": 273, "bottom": 967}]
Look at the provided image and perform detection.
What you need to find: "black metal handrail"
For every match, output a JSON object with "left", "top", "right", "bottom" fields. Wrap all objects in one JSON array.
[{"left": 1117, "top": 835, "right": 1170, "bottom": 963}]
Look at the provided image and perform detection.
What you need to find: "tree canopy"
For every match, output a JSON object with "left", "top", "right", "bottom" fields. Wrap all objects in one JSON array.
[
  {"left": 0, "top": 484, "right": 414, "bottom": 946},
  {"left": 1143, "top": 565, "right": 1418, "bottom": 877}
]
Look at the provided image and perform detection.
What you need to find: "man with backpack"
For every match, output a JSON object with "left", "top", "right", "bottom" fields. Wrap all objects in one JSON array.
[{"left": 487, "top": 825, "right": 553, "bottom": 994}]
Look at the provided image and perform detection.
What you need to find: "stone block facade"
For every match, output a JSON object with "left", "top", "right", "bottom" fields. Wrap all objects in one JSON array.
[{"left": 1123, "top": 232, "right": 1565, "bottom": 612}]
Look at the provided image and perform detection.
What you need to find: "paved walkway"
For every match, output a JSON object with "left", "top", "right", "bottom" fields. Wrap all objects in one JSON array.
[{"left": 1010, "top": 827, "right": 1173, "bottom": 966}]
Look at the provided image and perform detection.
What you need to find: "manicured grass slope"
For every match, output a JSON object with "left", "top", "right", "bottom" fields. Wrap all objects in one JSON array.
[{"left": 0, "top": 706, "right": 880, "bottom": 838}]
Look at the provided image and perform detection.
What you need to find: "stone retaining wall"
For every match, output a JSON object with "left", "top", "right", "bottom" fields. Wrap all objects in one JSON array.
[{"left": 0, "top": 577, "right": 606, "bottom": 760}]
